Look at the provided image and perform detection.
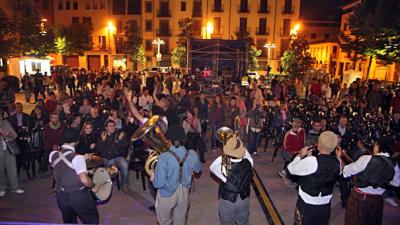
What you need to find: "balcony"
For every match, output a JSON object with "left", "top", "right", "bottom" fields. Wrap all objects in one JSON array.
[
  {"left": 256, "top": 27, "right": 270, "bottom": 36},
  {"left": 282, "top": 6, "right": 295, "bottom": 14},
  {"left": 236, "top": 27, "right": 251, "bottom": 34},
  {"left": 157, "top": 9, "right": 171, "bottom": 17},
  {"left": 192, "top": 10, "right": 202, "bottom": 17},
  {"left": 156, "top": 28, "right": 172, "bottom": 36},
  {"left": 258, "top": 5, "right": 270, "bottom": 14},
  {"left": 237, "top": 5, "right": 250, "bottom": 13},
  {"left": 212, "top": 4, "right": 224, "bottom": 12}
]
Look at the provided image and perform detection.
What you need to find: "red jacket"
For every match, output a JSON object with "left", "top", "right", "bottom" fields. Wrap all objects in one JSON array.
[
  {"left": 43, "top": 122, "right": 65, "bottom": 151},
  {"left": 284, "top": 129, "right": 305, "bottom": 154}
]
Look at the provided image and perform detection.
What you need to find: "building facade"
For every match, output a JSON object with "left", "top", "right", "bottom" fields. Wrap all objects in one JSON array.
[{"left": 49, "top": 0, "right": 300, "bottom": 72}]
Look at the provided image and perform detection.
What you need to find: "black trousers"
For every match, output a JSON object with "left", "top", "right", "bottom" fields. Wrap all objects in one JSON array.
[
  {"left": 56, "top": 188, "right": 99, "bottom": 224},
  {"left": 294, "top": 197, "right": 331, "bottom": 225}
]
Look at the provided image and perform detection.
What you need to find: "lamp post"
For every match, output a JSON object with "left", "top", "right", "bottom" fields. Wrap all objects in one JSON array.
[
  {"left": 153, "top": 38, "right": 165, "bottom": 67},
  {"left": 264, "top": 42, "right": 276, "bottom": 73},
  {"left": 107, "top": 21, "right": 114, "bottom": 71}
]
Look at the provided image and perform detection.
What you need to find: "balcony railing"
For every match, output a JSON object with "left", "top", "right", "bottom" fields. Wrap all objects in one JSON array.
[
  {"left": 156, "top": 29, "right": 172, "bottom": 36},
  {"left": 212, "top": 4, "right": 224, "bottom": 12},
  {"left": 258, "top": 5, "right": 270, "bottom": 14},
  {"left": 282, "top": 6, "right": 295, "bottom": 14},
  {"left": 236, "top": 27, "right": 251, "bottom": 34},
  {"left": 157, "top": 9, "right": 171, "bottom": 17},
  {"left": 237, "top": 5, "right": 250, "bottom": 13},
  {"left": 256, "top": 27, "right": 270, "bottom": 36}
]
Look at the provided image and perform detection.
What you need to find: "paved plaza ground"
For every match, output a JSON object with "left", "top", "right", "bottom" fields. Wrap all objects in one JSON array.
[{"left": 0, "top": 94, "right": 399, "bottom": 225}]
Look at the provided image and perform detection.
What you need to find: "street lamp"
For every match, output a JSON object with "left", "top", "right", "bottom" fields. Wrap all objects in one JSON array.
[
  {"left": 107, "top": 21, "right": 114, "bottom": 52},
  {"left": 152, "top": 38, "right": 165, "bottom": 67},
  {"left": 264, "top": 42, "right": 276, "bottom": 73},
  {"left": 290, "top": 23, "right": 301, "bottom": 36},
  {"left": 202, "top": 21, "right": 214, "bottom": 39}
]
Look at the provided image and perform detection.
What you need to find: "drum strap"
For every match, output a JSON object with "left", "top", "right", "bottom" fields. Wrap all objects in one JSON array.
[
  {"left": 168, "top": 150, "right": 189, "bottom": 184},
  {"left": 51, "top": 151, "right": 75, "bottom": 169}
]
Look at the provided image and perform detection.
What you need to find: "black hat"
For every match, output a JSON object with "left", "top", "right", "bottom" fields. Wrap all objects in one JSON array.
[
  {"left": 61, "top": 128, "right": 80, "bottom": 144},
  {"left": 166, "top": 125, "right": 186, "bottom": 143}
]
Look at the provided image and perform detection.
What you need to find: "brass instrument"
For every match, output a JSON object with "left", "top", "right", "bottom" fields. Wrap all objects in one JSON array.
[
  {"left": 130, "top": 115, "right": 170, "bottom": 177},
  {"left": 216, "top": 126, "right": 235, "bottom": 178}
]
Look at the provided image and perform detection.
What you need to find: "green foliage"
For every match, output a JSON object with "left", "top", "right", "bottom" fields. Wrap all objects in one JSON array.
[
  {"left": 281, "top": 34, "right": 313, "bottom": 79},
  {"left": 124, "top": 20, "right": 144, "bottom": 70},
  {"left": 248, "top": 47, "right": 261, "bottom": 71},
  {"left": 8, "top": 0, "right": 54, "bottom": 57},
  {"left": 60, "top": 23, "right": 92, "bottom": 56},
  {"left": 171, "top": 46, "right": 187, "bottom": 67},
  {"left": 54, "top": 36, "right": 67, "bottom": 55},
  {"left": 339, "top": 0, "right": 400, "bottom": 64},
  {"left": 177, "top": 18, "right": 195, "bottom": 47},
  {"left": 0, "top": 8, "right": 15, "bottom": 57}
]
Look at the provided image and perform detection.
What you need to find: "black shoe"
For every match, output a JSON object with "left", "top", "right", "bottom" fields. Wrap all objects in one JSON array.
[
  {"left": 148, "top": 206, "right": 156, "bottom": 211},
  {"left": 201, "top": 159, "right": 206, "bottom": 164}
]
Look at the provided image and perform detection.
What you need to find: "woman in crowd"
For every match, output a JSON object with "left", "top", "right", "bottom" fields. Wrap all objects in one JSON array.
[
  {"left": 76, "top": 121, "right": 97, "bottom": 155},
  {"left": 247, "top": 98, "right": 264, "bottom": 156},
  {"left": 108, "top": 109, "right": 123, "bottom": 130},
  {"left": 209, "top": 94, "right": 226, "bottom": 151}
]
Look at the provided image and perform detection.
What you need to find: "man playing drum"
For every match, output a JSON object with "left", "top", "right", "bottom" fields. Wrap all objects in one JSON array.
[{"left": 49, "top": 128, "right": 99, "bottom": 224}]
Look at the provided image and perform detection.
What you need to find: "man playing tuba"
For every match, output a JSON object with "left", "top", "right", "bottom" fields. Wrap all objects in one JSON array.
[
  {"left": 150, "top": 125, "right": 201, "bottom": 225},
  {"left": 210, "top": 136, "right": 254, "bottom": 225}
]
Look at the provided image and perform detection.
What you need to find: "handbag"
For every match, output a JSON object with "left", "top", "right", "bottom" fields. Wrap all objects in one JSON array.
[{"left": 6, "top": 139, "right": 20, "bottom": 156}]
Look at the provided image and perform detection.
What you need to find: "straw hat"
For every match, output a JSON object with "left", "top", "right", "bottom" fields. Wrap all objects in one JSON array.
[{"left": 223, "top": 137, "right": 246, "bottom": 159}]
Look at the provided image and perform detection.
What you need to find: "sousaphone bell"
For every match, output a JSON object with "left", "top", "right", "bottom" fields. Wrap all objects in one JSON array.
[{"left": 130, "top": 115, "right": 170, "bottom": 177}]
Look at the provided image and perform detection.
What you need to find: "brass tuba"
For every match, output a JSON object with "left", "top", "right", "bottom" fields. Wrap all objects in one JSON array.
[
  {"left": 216, "top": 126, "right": 235, "bottom": 144},
  {"left": 130, "top": 115, "right": 170, "bottom": 177}
]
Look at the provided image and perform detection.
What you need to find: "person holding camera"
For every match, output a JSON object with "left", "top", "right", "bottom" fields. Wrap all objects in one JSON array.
[
  {"left": 287, "top": 131, "right": 342, "bottom": 225},
  {"left": 247, "top": 98, "right": 265, "bottom": 156}
]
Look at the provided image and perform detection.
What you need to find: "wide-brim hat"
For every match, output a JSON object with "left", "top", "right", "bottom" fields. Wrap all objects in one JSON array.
[
  {"left": 223, "top": 137, "right": 246, "bottom": 159},
  {"left": 61, "top": 128, "right": 80, "bottom": 144}
]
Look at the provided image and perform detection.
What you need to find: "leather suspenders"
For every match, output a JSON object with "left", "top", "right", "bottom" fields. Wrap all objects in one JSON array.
[{"left": 168, "top": 150, "right": 189, "bottom": 184}]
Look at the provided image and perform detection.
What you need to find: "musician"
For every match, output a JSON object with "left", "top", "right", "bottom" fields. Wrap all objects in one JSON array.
[
  {"left": 49, "top": 128, "right": 99, "bottom": 224},
  {"left": 151, "top": 125, "right": 201, "bottom": 225},
  {"left": 287, "top": 131, "right": 342, "bottom": 225},
  {"left": 343, "top": 138, "right": 400, "bottom": 225},
  {"left": 96, "top": 120, "right": 130, "bottom": 193},
  {"left": 210, "top": 137, "right": 253, "bottom": 225}
]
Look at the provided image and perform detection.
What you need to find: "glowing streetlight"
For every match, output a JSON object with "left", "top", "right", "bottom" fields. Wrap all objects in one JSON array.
[
  {"left": 202, "top": 21, "right": 214, "bottom": 39},
  {"left": 290, "top": 23, "right": 301, "bottom": 35},
  {"left": 153, "top": 38, "right": 165, "bottom": 67},
  {"left": 107, "top": 20, "right": 115, "bottom": 52},
  {"left": 264, "top": 42, "right": 276, "bottom": 73}
]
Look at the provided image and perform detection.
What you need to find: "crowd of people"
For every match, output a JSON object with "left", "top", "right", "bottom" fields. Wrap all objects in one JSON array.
[{"left": 0, "top": 67, "right": 399, "bottom": 225}]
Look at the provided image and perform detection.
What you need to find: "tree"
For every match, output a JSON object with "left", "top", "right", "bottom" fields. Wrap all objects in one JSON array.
[
  {"left": 339, "top": 0, "right": 400, "bottom": 78},
  {"left": 235, "top": 29, "right": 255, "bottom": 46},
  {"left": 8, "top": 0, "right": 54, "bottom": 57},
  {"left": 171, "top": 46, "right": 187, "bottom": 68},
  {"left": 124, "top": 20, "right": 144, "bottom": 70},
  {"left": 248, "top": 47, "right": 261, "bottom": 71},
  {"left": 177, "top": 18, "right": 195, "bottom": 47},
  {"left": 0, "top": 8, "right": 15, "bottom": 58},
  {"left": 281, "top": 34, "right": 313, "bottom": 79}
]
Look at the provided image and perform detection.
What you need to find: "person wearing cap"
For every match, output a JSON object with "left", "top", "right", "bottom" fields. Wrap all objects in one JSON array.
[
  {"left": 287, "top": 131, "right": 342, "bottom": 225},
  {"left": 151, "top": 125, "right": 201, "bottom": 225},
  {"left": 279, "top": 118, "right": 305, "bottom": 187},
  {"left": 210, "top": 137, "right": 253, "bottom": 225},
  {"left": 49, "top": 128, "right": 99, "bottom": 224},
  {"left": 343, "top": 138, "right": 400, "bottom": 225}
]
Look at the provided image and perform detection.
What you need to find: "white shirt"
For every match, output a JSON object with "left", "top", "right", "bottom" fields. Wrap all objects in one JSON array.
[
  {"left": 49, "top": 145, "right": 87, "bottom": 175},
  {"left": 343, "top": 153, "right": 400, "bottom": 195},
  {"left": 287, "top": 155, "right": 338, "bottom": 205},
  {"left": 210, "top": 150, "right": 253, "bottom": 183},
  {"left": 338, "top": 125, "right": 346, "bottom": 136}
]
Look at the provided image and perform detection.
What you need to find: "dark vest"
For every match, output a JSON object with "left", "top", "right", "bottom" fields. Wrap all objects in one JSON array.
[
  {"left": 218, "top": 158, "right": 253, "bottom": 203},
  {"left": 298, "top": 155, "right": 340, "bottom": 197},
  {"left": 50, "top": 148, "right": 84, "bottom": 192},
  {"left": 354, "top": 155, "right": 395, "bottom": 189}
]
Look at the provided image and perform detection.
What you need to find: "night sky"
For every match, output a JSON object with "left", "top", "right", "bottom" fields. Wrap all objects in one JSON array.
[{"left": 300, "top": 0, "right": 342, "bottom": 21}]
